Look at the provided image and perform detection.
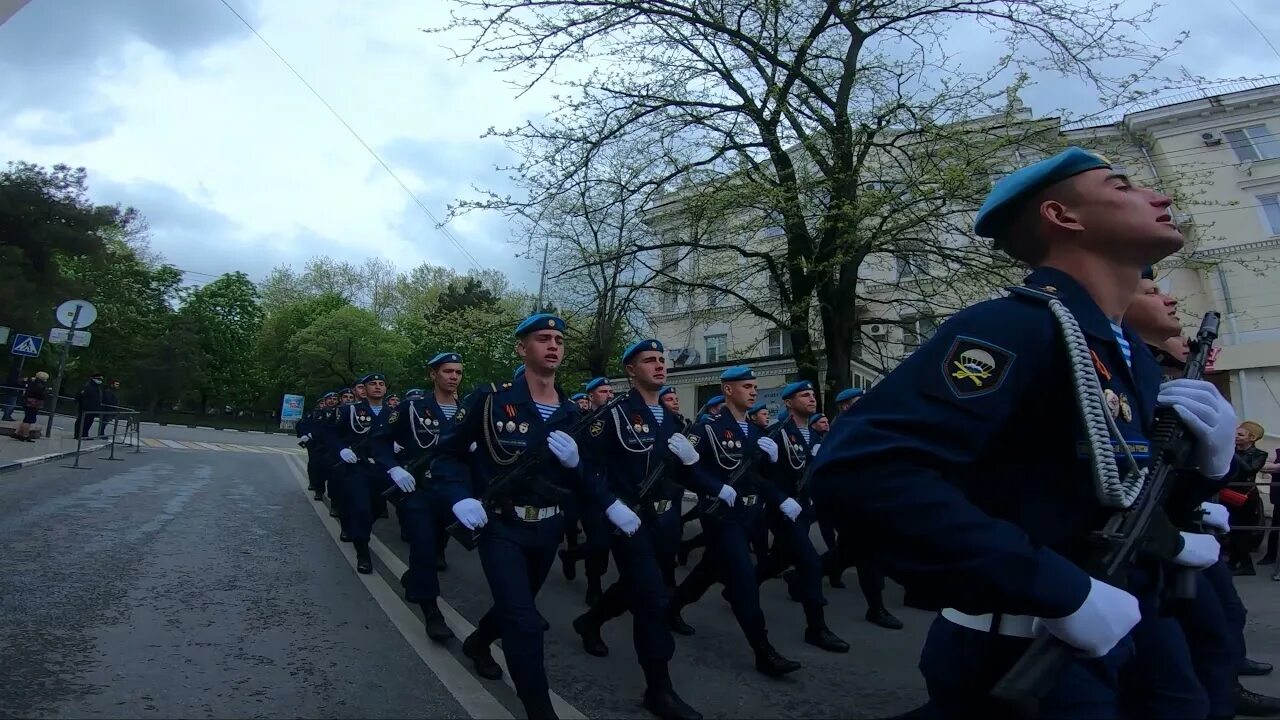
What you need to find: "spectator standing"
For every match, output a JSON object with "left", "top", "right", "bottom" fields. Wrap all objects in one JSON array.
[
  {"left": 96, "top": 379, "right": 120, "bottom": 439},
  {"left": 75, "top": 372, "right": 105, "bottom": 439},
  {"left": 1223, "top": 421, "right": 1270, "bottom": 576},
  {"left": 1258, "top": 447, "right": 1280, "bottom": 566},
  {"left": 10, "top": 372, "right": 49, "bottom": 442}
]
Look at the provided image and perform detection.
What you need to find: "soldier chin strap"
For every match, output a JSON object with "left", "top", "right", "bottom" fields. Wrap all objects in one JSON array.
[{"left": 1024, "top": 287, "right": 1145, "bottom": 510}]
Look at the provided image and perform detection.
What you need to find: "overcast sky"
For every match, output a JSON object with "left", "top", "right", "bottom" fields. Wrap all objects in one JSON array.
[{"left": 1, "top": 0, "right": 1277, "bottom": 291}]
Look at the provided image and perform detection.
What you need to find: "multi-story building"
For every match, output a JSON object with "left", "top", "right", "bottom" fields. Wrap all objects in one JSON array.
[{"left": 637, "top": 78, "right": 1280, "bottom": 449}]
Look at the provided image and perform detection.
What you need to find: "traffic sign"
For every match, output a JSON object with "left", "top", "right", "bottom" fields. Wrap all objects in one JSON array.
[
  {"left": 55, "top": 299, "right": 97, "bottom": 329},
  {"left": 10, "top": 333, "right": 43, "bottom": 357},
  {"left": 49, "top": 328, "right": 91, "bottom": 347}
]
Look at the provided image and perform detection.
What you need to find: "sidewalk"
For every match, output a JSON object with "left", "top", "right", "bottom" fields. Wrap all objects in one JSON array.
[{"left": 0, "top": 419, "right": 112, "bottom": 473}]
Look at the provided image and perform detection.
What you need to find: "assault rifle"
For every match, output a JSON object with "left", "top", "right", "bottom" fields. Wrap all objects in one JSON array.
[
  {"left": 703, "top": 419, "right": 786, "bottom": 517},
  {"left": 612, "top": 418, "right": 686, "bottom": 536},
  {"left": 444, "top": 392, "right": 630, "bottom": 551},
  {"left": 990, "top": 311, "right": 1222, "bottom": 718}
]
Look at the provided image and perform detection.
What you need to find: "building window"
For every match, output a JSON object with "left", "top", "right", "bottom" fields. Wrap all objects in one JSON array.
[
  {"left": 659, "top": 283, "right": 678, "bottom": 312},
  {"left": 895, "top": 239, "right": 930, "bottom": 280},
  {"left": 705, "top": 334, "right": 727, "bottom": 363},
  {"left": 704, "top": 285, "right": 726, "bottom": 308},
  {"left": 765, "top": 328, "right": 792, "bottom": 357},
  {"left": 1225, "top": 125, "right": 1280, "bottom": 162},
  {"left": 1259, "top": 193, "right": 1280, "bottom": 236},
  {"left": 901, "top": 316, "right": 940, "bottom": 353}
]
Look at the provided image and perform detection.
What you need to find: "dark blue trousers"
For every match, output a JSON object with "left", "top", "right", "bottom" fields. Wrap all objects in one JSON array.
[
  {"left": 673, "top": 505, "right": 768, "bottom": 647},
  {"left": 1202, "top": 560, "right": 1246, "bottom": 663},
  {"left": 473, "top": 513, "right": 564, "bottom": 702},
  {"left": 337, "top": 463, "right": 382, "bottom": 542},
  {"left": 757, "top": 506, "right": 826, "bottom": 607},
  {"left": 1120, "top": 612, "right": 1208, "bottom": 719},
  {"left": 1175, "top": 570, "right": 1238, "bottom": 719},
  {"left": 597, "top": 502, "right": 683, "bottom": 621},
  {"left": 919, "top": 616, "right": 1132, "bottom": 719},
  {"left": 397, "top": 488, "right": 447, "bottom": 603},
  {"left": 610, "top": 522, "right": 675, "bottom": 662}
]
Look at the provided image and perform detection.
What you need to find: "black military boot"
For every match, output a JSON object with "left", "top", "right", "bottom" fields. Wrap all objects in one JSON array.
[
  {"left": 585, "top": 573, "right": 603, "bottom": 608},
  {"left": 803, "top": 604, "right": 850, "bottom": 653},
  {"left": 329, "top": 506, "right": 341, "bottom": 518},
  {"left": 462, "top": 631, "right": 503, "bottom": 680},
  {"left": 420, "top": 600, "right": 454, "bottom": 642},
  {"left": 821, "top": 551, "right": 846, "bottom": 588},
  {"left": 752, "top": 640, "right": 801, "bottom": 678},
  {"left": 641, "top": 661, "right": 702, "bottom": 720},
  {"left": 572, "top": 612, "right": 609, "bottom": 657},
  {"left": 340, "top": 531, "right": 351, "bottom": 542},
  {"left": 1241, "top": 658, "right": 1275, "bottom": 676},
  {"left": 436, "top": 548, "right": 448, "bottom": 572},
  {"left": 520, "top": 692, "right": 560, "bottom": 720},
  {"left": 866, "top": 606, "right": 905, "bottom": 630},
  {"left": 354, "top": 541, "right": 373, "bottom": 574},
  {"left": 669, "top": 609, "right": 696, "bottom": 636},
  {"left": 1235, "top": 681, "right": 1280, "bottom": 717},
  {"left": 313, "top": 490, "right": 324, "bottom": 501},
  {"left": 558, "top": 548, "right": 577, "bottom": 581}
]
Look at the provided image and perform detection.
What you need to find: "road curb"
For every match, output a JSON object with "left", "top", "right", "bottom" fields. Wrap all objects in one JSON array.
[{"left": 0, "top": 442, "right": 108, "bottom": 474}]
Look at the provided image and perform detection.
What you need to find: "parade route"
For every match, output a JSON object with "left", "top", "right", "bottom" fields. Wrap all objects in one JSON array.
[{"left": 5, "top": 444, "right": 1280, "bottom": 718}]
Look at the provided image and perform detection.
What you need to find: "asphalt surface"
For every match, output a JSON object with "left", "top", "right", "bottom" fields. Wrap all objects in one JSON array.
[{"left": 4, "top": 428, "right": 1280, "bottom": 719}]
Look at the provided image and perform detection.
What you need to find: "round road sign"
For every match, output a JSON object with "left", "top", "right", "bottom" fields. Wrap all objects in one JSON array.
[{"left": 55, "top": 299, "right": 98, "bottom": 329}]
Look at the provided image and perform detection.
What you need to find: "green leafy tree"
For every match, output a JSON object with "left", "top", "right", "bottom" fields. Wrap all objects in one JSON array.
[
  {"left": 257, "top": 292, "right": 350, "bottom": 400},
  {"left": 179, "top": 272, "right": 265, "bottom": 410},
  {"left": 291, "top": 306, "right": 411, "bottom": 393}
]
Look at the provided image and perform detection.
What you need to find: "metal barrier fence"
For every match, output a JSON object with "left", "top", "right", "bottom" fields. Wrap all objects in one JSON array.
[{"left": 66, "top": 408, "right": 142, "bottom": 469}]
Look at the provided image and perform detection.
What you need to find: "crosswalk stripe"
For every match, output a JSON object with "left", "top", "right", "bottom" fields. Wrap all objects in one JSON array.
[
  {"left": 159, "top": 439, "right": 187, "bottom": 449},
  {"left": 230, "top": 444, "right": 268, "bottom": 453},
  {"left": 191, "top": 441, "right": 225, "bottom": 451},
  {"left": 142, "top": 438, "right": 164, "bottom": 448}
]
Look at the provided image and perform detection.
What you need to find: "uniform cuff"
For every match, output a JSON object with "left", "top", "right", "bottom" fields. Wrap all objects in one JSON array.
[{"left": 1025, "top": 547, "right": 1093, "bottom": 619}]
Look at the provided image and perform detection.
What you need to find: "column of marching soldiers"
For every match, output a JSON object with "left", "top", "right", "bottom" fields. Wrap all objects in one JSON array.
[{"left": 291, "top": 147, "right": 1280, "bottom": 720}]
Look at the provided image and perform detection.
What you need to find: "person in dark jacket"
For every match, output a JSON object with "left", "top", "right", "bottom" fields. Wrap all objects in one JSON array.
[
  {"left": 95, "top": 379, "right": 120, "bottom": 439},
  {"left": 1224, "top": 421, "right": 1269, "bottom": 576},
  {"left": 11, "top": 372, "right": 49, "bottom": 442},
  {"left": 75, "top": 372, "right": 105, "bottom": 438}
]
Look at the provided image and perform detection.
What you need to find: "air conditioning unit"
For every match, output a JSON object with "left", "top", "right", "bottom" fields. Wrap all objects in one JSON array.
[
  {"left": 1173, "top": 212, "right": 1194, "bottom": 226},
  {"left": 1201, "top": 131, "right": 1223, "bottom": 146},
  {"left": 865, "top": 323, "right": 888, "bottom": 338}
]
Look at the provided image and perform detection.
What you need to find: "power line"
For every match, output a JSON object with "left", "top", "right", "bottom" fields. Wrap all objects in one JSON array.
[
  {"left": 216, "top": 0, "right": 485, "bottom": 272},
  {"left": 1227, "top": 0, "right": 1280, "bottom": 65}
]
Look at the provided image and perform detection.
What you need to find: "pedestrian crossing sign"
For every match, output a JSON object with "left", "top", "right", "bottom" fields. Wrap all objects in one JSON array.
[{"left": 10, "top": 333, "right": 43, "bottom": 357}]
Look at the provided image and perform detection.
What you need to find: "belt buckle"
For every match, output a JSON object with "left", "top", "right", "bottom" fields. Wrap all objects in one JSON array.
[{"left": 523, "top": 506, "right": 538, "bottom": 522}]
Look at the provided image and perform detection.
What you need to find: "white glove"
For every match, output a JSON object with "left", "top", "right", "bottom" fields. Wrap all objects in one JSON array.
[
  {"left": 779, "top": 497, "right": 802, "bottom": 521},
  {"left": 811, "top": 443, "right": 821, "bottom": 457},
  {"left": 668, "top": 433, "right": 699, "bottom": 465},
  {"left": 468, "top": 441, "right": 478, "bottom": 453},
  {"left": 717, "top": 484, "right": 737, "bottom": 506},
  {"left": 606, "top": 499, "right": 642, "bottom": 536},
  {"left": 388, "top": 466, "right": 415, "bottom": 493},
  {"left": 339, "top": 448, "right": 358, "bottom": 464},
  {"left": 1199, "top": 502, "right": 1230, "bottom": 533},
  {"left": 1173, "top": 531, "right": 1220, "bottom": 569},
  {"left": 451, "top": 498, "right": 488, "bottom": 530},
  {"left": 1034, "top": 577, "right": 1140, "bottom": 658},
  {"left": 757, "top": 436, "right": 779, "bottom": 463},
  {"left": 547, "top": 430, "right": 580, "bottom": 469},
  {"left": 300, "top": 433, "right": 312, "bottom": 443},
  {"left": 1157, "top": 378, "right": 1237, "bottom": 479},
  {"left": 393, "top": 441, "right": 403, "bottom": 454}
]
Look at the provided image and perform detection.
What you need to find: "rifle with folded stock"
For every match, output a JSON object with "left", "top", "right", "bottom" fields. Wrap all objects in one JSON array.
[
  {"left": 445, "top": 392, "right": 630, "bottom": 551},
  {"left": 990, "top": 311, "right": 1222, "bottom": 718}
]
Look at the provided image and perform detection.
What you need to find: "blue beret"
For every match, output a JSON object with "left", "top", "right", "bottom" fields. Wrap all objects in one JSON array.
[
  {"left": 358, "top": 373, "right": 385, "bottom": 385},
  {"left": 835, "top": 388, "right": 864, "bottom": 403},
  {"left": 515, "top": 312, "right": 566, "bottom": 336},
  {"left": 747, "top": 401, "right": 768, "bottom": 416},
  {"left": 658, "top": 386, "right": 676, "bottom": 399},
  {"left": 386, "top": 393, "right": 399, "bottom": 400},
  {"left": 404, "top": 388, "right": 424, "bottom": 399},
  {"left": 338, "top": 387, "right": 352, "bottom": 393},
  {"left": 780, "top": 380, "right": 814, "bottom": 399},
  {"left": 585, "top": 377, "right": 611, "bottom": 392},
  {"left": 974, "top": 147, "right": 1112, "bottom": 238},
  {"left": 622, "top": 338, "right": 664, "bottom": 365},
  {"left": 570, "top": 392, "right": 587, "bottom": 402},
  {"left": 513, "top": 364, "right": 525, "bottom": 379},
  {"left": 700, "top": 395, "right": 725, "bottom": 412},
  {"left": 719, "top": 366, "right": 754, "bottom": 382},
  {"left": 321, "top": 391, "right": 337, "bottom": 399},
  {"left": 427, "top": 352, "right": 462, "bottom": 368},
  {"left": 810, "top": 413, "right": 827, "bottom": 425}
]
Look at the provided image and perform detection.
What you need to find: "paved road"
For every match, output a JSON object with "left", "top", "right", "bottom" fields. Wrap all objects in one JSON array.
[{"left": 4, "top": 443, "right": 1280, "bottom": 718}]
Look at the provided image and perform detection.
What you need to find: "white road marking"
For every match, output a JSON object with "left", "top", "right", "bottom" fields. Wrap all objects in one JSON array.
[
  {"left": 283, "top": 456, "right": 515, "bottom": 720},
  {"left": 158, "top": 439, "right": 187, "bottom": 449},
  {"left": 191, "top": 441, "right": 225, "bottom": 451}
]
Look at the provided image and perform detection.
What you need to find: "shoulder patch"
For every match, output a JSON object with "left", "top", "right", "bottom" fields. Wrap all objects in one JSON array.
[
  {"left": 388, "top": 411, "right": 399, "bottom": 424},
  {"left": 589, "top": 419, "right": 605, "bottom": 437},
  {"left": 455, "top": 405, "right": 467, "bottom": 422},
  {"left": 943, "top": 335, "right": 1015, "bottom": 398},
  {"left": 687, "top": 433, "right": 700, "bottom": 446}
]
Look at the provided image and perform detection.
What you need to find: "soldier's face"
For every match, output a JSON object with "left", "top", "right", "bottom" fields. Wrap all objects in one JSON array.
[
  {"left": 589, "top": 386, "right": 613, "bottom": 407},
  {"left": 576, "top": 397, "right": 590, "bottom": 411},
  {"left": 661, "top": 393, "right": 679, "bottom": 414},
  {"left": 1124, "top": 279, "right": 1181, "bottom": 341},
  {"left": 365, "top": 379, "right": 386, "bottom": 399},
  {"left": 753, "top": 410, "right": 770, "bottom": 428},
  {"left": 518, "top": 331, "right": 563, "bottom": 371},
  {"left": 387, "top": 397, "right": 399, "bottom": 408},
  {"left": 325, "top": 397, "right": 337, "bottom": 408},
  {"left": 786, "top": 389, "right": 817, "bottom": 416},
  {"left": 432, "top": 363, "right": 463, "bottom": 394},
  {"left": 1056, "top": 170, "right": 1183, "bottom": 264},
  {"left": 340, "top": 393, "right": 355, "bottom": 404},
  {"left": 812, "top": 417, "right": 830, "bottom": 433},
  {"left": 354, "top": 384, "right": 366, "bottom": 398},
  {"left": 723, "top": 380, "right": 757, "bottom": 410},
  {"left": 626, "top": 351, "right": 666, "bottom": 390}
]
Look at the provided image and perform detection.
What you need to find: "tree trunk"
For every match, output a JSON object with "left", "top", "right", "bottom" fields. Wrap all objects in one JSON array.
[{"left": 817, "top": 283, "right": 856, "bottom": 409}]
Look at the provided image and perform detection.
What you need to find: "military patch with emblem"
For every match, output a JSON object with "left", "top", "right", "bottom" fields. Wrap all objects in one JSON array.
[
  {"left": 687, "top": 433, "right": 700, "bottom": 446},
  {"left": 388, "top": 411, "right": 399, "bottom": 424},
  {"left": 589, "top": 419, "right": 605, "bottom": 437},
  {"left": 455, "top": 406, "right": 467, "bottom": 422},
  {"left": 942, "top": 335, "right": 1015, "bottom": 398}
]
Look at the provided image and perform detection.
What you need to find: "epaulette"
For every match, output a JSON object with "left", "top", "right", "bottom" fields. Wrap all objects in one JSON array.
[{"left": 1007, "top": 284, "right": 1058, "bottom": 303}]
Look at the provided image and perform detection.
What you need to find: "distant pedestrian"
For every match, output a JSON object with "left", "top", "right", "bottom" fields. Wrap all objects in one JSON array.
[
  {"left": 75, "top": 372, "right": 105, "bottom": 439},
  {"left": 96, "top": 379, "right": 121, "bottom": 439},
  {"left": 10, "top": 372, "right": 49, "bottom": 442}
]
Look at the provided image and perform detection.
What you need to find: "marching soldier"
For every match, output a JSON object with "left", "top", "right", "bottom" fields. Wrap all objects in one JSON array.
[
  {"left": 371, "top": 352, "right": 466, "bottom": 642},
  {"left": 298, "top": 391, "right": 338, "bottom": 501},
  {"left": 319, "top": 373, "right": 396, "bottom": 574},
  {"left": 747, "top": 401, "right": 770, "bottom": 429},
  {"left": 832, "top": 387, "right": 864, "bottom": 416},
  {"left": 562, "top": 377, "right": 616, "bottom": 605},
  {"left": 432, "top": 313, "right": 614, "bottom": 720},
  {"left": 810, "top": 148, "right": 1235, "bottom": 716},
  {"left": 669, "top": 366, "right": 801, "bottom": 678},
  {"left": 756, "top": 381, "right": 849, "bottom": 653},
  {"left": 570, "top": 339, "right": 703, "bottom": 720},
  {"left": 572, "top": 393, "right": 590, "bottom": 412}
]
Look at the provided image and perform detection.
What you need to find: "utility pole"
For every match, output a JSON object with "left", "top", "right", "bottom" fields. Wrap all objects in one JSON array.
[{"left": 534, "top": 240, "right": 550, "bottom": 313}]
